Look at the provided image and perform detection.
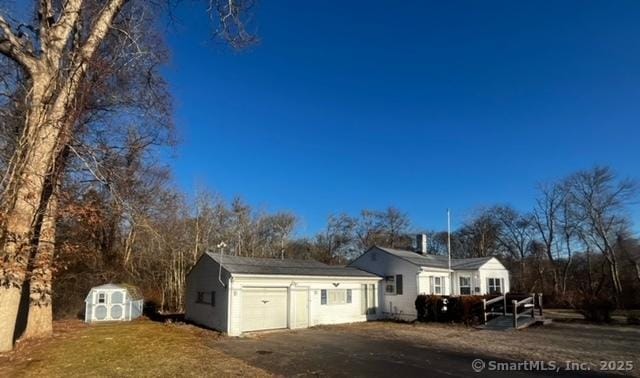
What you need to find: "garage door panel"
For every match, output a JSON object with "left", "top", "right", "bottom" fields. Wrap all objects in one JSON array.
[{"left": 241, "top": 288, "right": 287, "bottom": 332}]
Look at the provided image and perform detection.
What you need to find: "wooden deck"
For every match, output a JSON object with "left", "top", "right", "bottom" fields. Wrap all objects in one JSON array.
[{"left": 479, "top": 293, "right": 551, "bottom": 330}]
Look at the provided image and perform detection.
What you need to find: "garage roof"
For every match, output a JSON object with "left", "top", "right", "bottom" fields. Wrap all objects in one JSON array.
[
  {"left": 374, "top": 247, "right": 495, "bottom": 270},
  {"left": 206, "top": 252, "right": 379, "bottom": 278}
]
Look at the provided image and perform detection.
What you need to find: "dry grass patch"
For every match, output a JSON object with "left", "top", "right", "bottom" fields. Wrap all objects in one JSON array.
[{"left": 0, "top": 320, "right": 269, "bottom": 378}]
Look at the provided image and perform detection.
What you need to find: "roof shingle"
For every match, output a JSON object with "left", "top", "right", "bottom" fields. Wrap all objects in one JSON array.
[
  {"left": 374, "top": 246, "right": 495, "bottom": 270},
  {"left": 206, "top": 252, "right": 379, "bottom": 278}
]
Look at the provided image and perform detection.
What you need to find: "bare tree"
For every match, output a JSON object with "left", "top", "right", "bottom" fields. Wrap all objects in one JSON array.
[
  {"left": 566, "top": 167, "right": 637, "bottom": 305},
  {"left": 492, "top": 206, "right": 535, "bottom": 291},
  {"left": 533, "top": 182, "right": 565, "bottom": 296},
  {"left": 456, "top": 210, "right": 501, "bottom": 258},
  {"left": 0, "top": 0, "right": 256, "bottom": 351}
]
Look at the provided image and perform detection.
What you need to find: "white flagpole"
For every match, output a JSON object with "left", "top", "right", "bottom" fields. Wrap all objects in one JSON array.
[{"left": 447, "top": 209, "right": 452, "bottom": 295}]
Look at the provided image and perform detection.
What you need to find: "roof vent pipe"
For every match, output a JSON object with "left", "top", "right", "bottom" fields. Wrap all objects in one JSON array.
[{"left": 416, "top": 234, "right": 428, "bottom": 255}]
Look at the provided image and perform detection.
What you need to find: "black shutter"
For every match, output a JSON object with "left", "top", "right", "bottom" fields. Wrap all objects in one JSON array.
[
  {"left": 396, "top": 274, "right": 403, "bottom": 295},
  {"left": 211, "top": 291, "right": 216, "bottom": 306}
]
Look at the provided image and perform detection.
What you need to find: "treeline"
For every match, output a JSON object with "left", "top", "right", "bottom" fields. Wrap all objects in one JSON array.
[
  {"left": 441, "top": 167, "right": 640, "bottom": 309},
  {"left": 51, "top": 166, "right": 640, "bottom": 318}
]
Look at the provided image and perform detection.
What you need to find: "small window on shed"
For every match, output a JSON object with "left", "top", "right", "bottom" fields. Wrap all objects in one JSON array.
[
  {"left": 346, "top": 289, "right": 352, "bottom": 303},
  {"left": 98, "top": 293, "right": 106, "bottom": 304}
]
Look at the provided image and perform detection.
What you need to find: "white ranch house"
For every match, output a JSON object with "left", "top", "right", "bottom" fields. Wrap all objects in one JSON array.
[
  {"left": 186, "top": 235, "right": 510, "bottom": 334},
  {"left": 349, "top": 243, "right": 510, "bottom": 321}
]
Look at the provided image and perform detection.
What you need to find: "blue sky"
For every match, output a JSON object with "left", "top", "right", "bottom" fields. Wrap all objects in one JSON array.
[{"left": 163, "top": 1, "right": 640, "bottom": 235}]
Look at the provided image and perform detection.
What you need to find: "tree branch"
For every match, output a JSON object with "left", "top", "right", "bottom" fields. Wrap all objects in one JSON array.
[
  {"left": 38, "top": 0, "right": 54, "bottom": 45},
  {"left": 47, "top": 0, "right": 83, "bottom": 56},
  {"left": 74, "top": 0, "right": 127, "bottom": 68},
  {"left": 0, "top": 14, "right": 37, "bottom": 73}
]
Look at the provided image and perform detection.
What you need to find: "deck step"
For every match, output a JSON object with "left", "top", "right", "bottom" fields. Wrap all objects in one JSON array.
[{"left": 476, "top": 315, "right": 550, "bottom": 331}]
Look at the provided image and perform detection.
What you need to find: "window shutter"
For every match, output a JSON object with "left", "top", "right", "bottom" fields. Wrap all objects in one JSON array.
[
  {"left": 211, "top": 292, "right": 216, "bottom": 306},
  {"left": 487, "top": 278, "right": 491, "bottom": 294},
  {"left": 396, "top": 274, "right": 403, "bottom": 295},
  {"left": 429, "top": 276, "right": 434, "bottom": 294},
  {"left": 321, "top": 289, "right": 327, "bottom": 305}
]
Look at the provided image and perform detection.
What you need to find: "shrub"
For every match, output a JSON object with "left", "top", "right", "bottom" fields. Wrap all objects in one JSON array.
[
  {"left": 415, "top": 295, "right": 485, "bottom": 325},
  {"left": 577, "top": 296, "right": 615, "bottom": 323}
]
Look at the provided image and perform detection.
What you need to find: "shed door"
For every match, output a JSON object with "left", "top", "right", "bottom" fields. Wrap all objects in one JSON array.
[{"left": 241, "top": 288, "right": 288, "bottom": 332}]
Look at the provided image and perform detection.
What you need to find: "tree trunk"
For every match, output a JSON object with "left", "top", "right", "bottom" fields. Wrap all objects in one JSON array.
[
  {"left": 21, "top": 182, "right": 59, "bottom": 340},
  {"left": 0, "top": 286, "right": 22, "bottom": 352},
  {"left": 0, "top": 68, "right": 75, "bottom": 350},
  {"left": 0, "top": 0, "right": 126, "bottom": 351},
  {"left": 605, "top": 252, "right": 623, "bottom": 306},
  {"left": 0, "top": 76, "right": 58, "bottom": 351}
]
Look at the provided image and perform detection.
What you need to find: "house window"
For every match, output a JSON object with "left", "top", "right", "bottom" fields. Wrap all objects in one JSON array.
[
  {"left": 432, "top": 277, "right": 442, "bottom": 295},
  {"left": 197, "top": 291, "right": 215, "bottom": 306},
  {"left": 320, "top": 289, "right": 351, "bottom": 305},
  {"left": 98, "top": 293, "right": 106, "bottom": 304},
  {"left": 459, "top": 276, "right": 471, "bottom": 295},
  {"left": 385, "top": 275, "right": 403, "bottom": 295},
  {"left": 385, "top": 276, "right": 395, "bottom": 294},
  {"left": 488, "top": 278, "right": 502, "bottom": 295}
]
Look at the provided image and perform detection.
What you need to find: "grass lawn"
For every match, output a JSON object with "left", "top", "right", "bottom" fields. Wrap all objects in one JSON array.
[{"left": 0, "top": 320, "right": 268, "bottom": 378}]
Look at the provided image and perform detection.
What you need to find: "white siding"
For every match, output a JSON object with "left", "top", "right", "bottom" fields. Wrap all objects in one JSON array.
[
  {"left": 417, "top": 270, "right": 452, "bottom": 295},
  {"left": 349, "top": 247, "right": 422, "bottom": 321},
  {"left": 451, "top": 270, "right": 481, "bottom": 295},
  {"left": 185, "top": 256, "right": 230, "bottom": 332},
  {"left": 478, "top": 258, "right": 510, "bottom": 294},
  {"left": 228, "top": 275, "right": 379, "bottom": 336}
]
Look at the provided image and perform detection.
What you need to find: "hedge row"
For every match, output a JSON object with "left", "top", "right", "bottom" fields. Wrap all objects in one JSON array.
[{"left": 414, "top": 294, "right": 489, "bottom": 325}]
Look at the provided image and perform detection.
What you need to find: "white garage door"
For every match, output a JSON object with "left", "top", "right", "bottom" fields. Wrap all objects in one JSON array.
[{"left": 241, "top": 287, "right": 288, "bottom": 332}]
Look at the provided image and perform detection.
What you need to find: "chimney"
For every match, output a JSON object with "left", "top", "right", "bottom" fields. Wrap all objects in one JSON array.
[{"left": 416, "top": 234, "right": 428, "bottom": 255}]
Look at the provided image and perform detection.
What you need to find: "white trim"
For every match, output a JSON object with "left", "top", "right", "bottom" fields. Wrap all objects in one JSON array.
[
  {"left": 419, "top": 266, "right": 453, "bottom": 273},
  {"left": 230, "top": 273, "right": 380, "bottom": 281}
]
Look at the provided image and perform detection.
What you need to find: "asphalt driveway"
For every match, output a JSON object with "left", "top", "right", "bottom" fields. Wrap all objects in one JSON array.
[{"left": 211, "top": 325, "right": 615, "bottom": 377}]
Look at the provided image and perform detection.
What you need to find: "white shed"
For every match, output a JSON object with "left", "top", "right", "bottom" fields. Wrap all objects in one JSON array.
[{"left": 84, "top": 283, "right": 144, "bottom": 323}]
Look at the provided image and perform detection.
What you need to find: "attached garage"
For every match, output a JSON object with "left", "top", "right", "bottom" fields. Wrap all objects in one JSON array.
[
  {"left": 240, "top": 287, "right": 288, "bottom": 332},
  {"left": 185, "top": 253, "right": 380, "bottom": 336}
]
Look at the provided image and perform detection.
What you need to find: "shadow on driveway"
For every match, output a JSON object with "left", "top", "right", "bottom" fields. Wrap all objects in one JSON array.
[{"left": 211, "top": 327, "right": 614, "bottom": 377}]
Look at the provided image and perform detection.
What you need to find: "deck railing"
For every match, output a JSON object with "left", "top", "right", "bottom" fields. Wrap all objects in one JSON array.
[
  {"left": 482, "top": 294, "right": 507, "bottom": 323},
  {"left": 482, "top": 293, "right": 544, "bottom": 328}
]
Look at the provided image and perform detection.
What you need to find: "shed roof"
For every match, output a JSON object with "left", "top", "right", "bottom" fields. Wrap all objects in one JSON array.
[
  {"left": 373, "top": 246, "right": 496, "bottom": 270},
  {"left": 205, "top": 252, "right": 379, "bottom": 278},
  {"left": 87, "top": 283, "right": 144, "bottom": 300}
]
